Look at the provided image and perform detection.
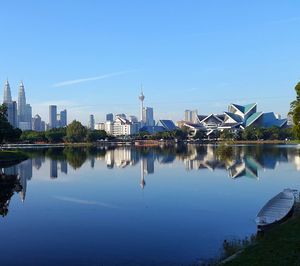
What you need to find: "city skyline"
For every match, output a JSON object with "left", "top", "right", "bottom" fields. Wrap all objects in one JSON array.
[{"left": 1, "top": 1, "right": 299, "bottom": 123}]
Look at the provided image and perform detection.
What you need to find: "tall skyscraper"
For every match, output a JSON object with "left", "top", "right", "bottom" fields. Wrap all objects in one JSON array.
[
  {"left": 142, "top": 107, "right": 154, "bottom": 126},
  {"left": 89, "top": 114, "right": 95, "bottom": 129},
  {"left": 138, "top": 87, "right": 145, "bottom": 124},
  {"left": 18, "top": 81, "right": 26, "bottom": 122},
  {"left": 3, "top": 80, "right": 17, "bottom": 128},
  {"left": 60, "top": 109, "right": 67, "bottom": 127},
  {"left": 106, "top": 113, "right": 114, "bottom": 122},
  {"left": 49, "top": 105, "right": 57, "bottom": 129},
  {"left": 25, "top": 104, "right": 32, "bottom": 129},
  {"left": 3, "top": 80, "right": 12, "bottom": 103},
  {"left": 17, "top": 82, "right": 32, "bottom": 130}
]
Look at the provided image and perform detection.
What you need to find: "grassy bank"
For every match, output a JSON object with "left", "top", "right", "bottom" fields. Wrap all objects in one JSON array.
[
  {"left": 223, "top": 212, "right": 300, "bottom": 266},
  {"left": 0, "top": 150, "right": 28, "bottom": 167}
]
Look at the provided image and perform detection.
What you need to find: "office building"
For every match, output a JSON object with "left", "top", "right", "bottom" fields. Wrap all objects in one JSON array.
[
  {"left": 89, "top": 114, "right": 95, "bottom": 129},
  {"left": 3, "top": 80, "right": 18, "bottom": 128},
  {"left": 49, "top": 105, "right": 57, "bottom": 129},
  {"left": 32, "top": 114, "right": 44, "bottom": 131},
  {"left": 17, "top": 82, "right": 32, "bottom": 130},
  {"left": 60, "top": 109, "right": 67, "bottom": 127},
  {"left": 106, "top": 113, "right": 114, "bottom": 122},
  {"left": 185, "top": 109, "right": 198, "bottom": 123},
  {"left": 95, "top": 122, "right": 105, "bottom": 130},
  {"left": 142, "top": 107, "right": 154, "bottom": 126}
]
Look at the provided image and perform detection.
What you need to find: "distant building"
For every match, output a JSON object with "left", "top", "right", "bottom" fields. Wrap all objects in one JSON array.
[
  {"left": 49, "top": 105, "right": 57, "bottom": 129},
  {"left": 140, "top": 119, "right": 177, "bottom": 134},
  {"left": 25, "top": 104, "right": 32, "bottom": 129},
  {"left": 60, "top": 109, "right": 67, "bottom": 127},
  {"left": 3, "top": 80, "right": 18, "bottom": 128},
  {"left": 115, "top": 113, "right": 126, "bottom": 119},
  {"left": 3, "top": 100, "right": 18, "bottom": 128},
  {"left": 32, "top": 114, "right": 43, "bottom": 131},
  {"left": 3, "top": 79, "right": 12, "bottom": 103},
  {"left": 185, "top": 109, "right": 198, "bottom": 123},
  {"left": 18, "top": 81, "right": 27, "bottom": 124},
  {"left": 106, "top": 113, "right": 114, "bottom": 122},
  {"left": 89, "top": 114, "right": 95, "bottom": 129},
  {"left": 142, "top": 107, "right": 155, "bottom": 126},
  {"left": 95, "top": 122, "right": 105, "bottom": 131},
  {"left": 16, "top": 81, "right": 32, "bottom": 130},
  {"left": 105, "top": 116, "right": 138, "bottom": 136}
]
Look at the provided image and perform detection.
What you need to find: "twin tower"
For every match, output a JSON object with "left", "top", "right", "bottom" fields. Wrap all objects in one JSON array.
[{"left": 3, "top": 80, "right": 32, "bottom": 130}]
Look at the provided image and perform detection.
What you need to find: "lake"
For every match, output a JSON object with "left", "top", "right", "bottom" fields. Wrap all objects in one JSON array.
[{"left": 0, "top": 144, "right": 299, "bottom": 266}]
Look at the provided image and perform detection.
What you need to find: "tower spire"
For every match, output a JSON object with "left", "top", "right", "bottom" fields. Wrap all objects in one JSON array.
[
  {"left": 138, "top": 84, "right": 145, "bottom": 124},
  {"left": 3, "top": 79, "right": 12, "bottom": 103}
]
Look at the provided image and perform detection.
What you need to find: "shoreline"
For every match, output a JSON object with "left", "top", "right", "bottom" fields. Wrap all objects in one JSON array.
[
  {"left": 0, "top": 140, "right": 299, "bottom": 149},
  {"left": 222, "top": 202, "right": 300, "bottom": 265}
]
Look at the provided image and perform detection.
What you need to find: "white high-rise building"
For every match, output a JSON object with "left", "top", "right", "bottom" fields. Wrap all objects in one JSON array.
[{"left": 184, "top": 109, "right": 198, "bottom": 123}]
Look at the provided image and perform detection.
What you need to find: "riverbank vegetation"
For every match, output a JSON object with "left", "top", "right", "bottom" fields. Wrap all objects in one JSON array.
[
  {"left": 0, "top": 150, "right": 28, "bottom": 167},
  {"left": 19, "top": 120, "right": 109, "bottom": 144},
  {"left": 289, "top": 82, "right": 300, "bottom": 140},
  {"left": 223, "top": 212, "right": 300, "bottom": 266}
]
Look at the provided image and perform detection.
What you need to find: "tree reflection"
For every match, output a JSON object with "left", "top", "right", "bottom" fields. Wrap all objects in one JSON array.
[
  {"left": 63, "top": 147, "right": 88, "bottom": 169},
  {"left": 0, "top": 172, "right": 22, "bottom": 217}
]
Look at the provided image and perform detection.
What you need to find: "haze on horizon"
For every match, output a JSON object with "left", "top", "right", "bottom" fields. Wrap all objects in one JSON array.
[{"left": 1, "top": 1, "right": 299, "bottom": 124}]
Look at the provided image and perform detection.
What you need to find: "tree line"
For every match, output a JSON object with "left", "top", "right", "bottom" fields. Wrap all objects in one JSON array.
[{"left": 20, "top": 120, "right": 108, "bottom": 143}]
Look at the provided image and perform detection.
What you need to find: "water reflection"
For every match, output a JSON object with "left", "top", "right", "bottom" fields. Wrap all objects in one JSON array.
[
  {"left": 1, "top": 144, "right": 300, "bottom": 216},
  {"left": 0, "top": 144, "right": 300, "bottom": 265}
]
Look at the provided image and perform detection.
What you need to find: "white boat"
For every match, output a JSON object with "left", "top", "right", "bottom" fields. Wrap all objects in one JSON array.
[{"left": 256, "top": 189, "right": 295, "bottom": 229}]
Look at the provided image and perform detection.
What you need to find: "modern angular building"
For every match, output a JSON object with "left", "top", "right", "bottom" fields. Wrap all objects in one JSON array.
[
  {"left": 180, "top": 103, "right": 288, "bottom": 138},
  {"left": 219, "top": 103, "right": 287, "bottom": 130}
]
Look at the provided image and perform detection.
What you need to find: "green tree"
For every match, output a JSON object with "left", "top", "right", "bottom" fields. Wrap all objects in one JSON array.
[
  {"left": 45, "top": 128, "right": 66, "bottom": 143},
  {"left": 66, "top": 120, "right": 87, "bottom": 143},
  {"left": 242, "top": 126, "right": 256, "bottom": 140},
  {"left": 85, "top": 130, "right": 107, "bottom": 142},
  {"left": 220, "top": 129, "right": 234, "bottom": 140},
  {"left": 0, "top": 104, "right": 22, "bottom": 143},
  {"left": 193, "top": 130, "right": 206, "bottom": 140},
  {"left": 21, "top": 130, "right": 46, "bottom": 143},
  {"left": 290, "top": 82, "right": 300, "bottom": 139}
]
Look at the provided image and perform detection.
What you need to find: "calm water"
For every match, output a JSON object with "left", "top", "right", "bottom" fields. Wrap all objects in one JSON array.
[{"left": 1, "top": 144, "right": 300, "bottom": 266}]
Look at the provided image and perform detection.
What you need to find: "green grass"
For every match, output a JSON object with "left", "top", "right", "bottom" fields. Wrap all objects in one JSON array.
[{"left": 223, "top": 214, "right": 300, "bottom": 266}]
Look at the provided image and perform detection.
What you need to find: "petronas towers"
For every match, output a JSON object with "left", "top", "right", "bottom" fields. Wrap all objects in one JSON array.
[{"left": 2, "top": 80, "right": 32, "bottom": 129}]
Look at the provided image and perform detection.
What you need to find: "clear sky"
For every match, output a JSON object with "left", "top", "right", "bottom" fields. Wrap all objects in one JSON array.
[{"left": 1, "top": 0, "right": 300, "bottom": 125}]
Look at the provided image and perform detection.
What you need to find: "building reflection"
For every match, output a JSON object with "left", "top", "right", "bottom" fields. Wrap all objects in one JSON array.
[
  {"left": 60, "top": 160, "right": 68, "bottom": 174},
  {"left": 0, "top": 144, "right": 299, "bottom": 214},
  {"left": 50, "top": 159, "right": 58, "bottom": 179}
]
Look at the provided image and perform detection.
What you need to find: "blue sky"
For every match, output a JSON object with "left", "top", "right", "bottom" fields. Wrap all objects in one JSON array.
[{"left": 1, "top": 1, "right": 300, "bottom": 124}]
